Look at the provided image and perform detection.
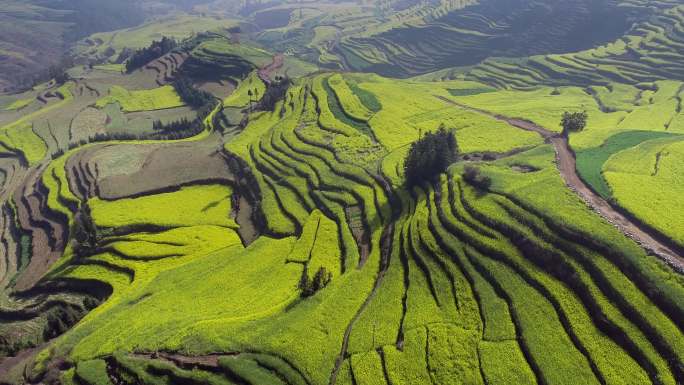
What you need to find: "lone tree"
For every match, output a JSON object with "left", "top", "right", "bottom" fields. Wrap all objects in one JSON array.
[
  {"left": 404, "top": 125, "right": 458, "bottom": 187},
  {"left": 560, "top": 111, "right": 588, "bottom": 136}
]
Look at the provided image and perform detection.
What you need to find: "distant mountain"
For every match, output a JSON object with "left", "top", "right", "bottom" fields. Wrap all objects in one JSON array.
[{"left": 0, "top": 0, "right": 145, "bottom": 92}]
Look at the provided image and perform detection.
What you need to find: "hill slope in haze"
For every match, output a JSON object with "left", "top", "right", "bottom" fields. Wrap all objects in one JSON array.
[{"left": 0, "top": 0, "right": 221, "bottom": 93}]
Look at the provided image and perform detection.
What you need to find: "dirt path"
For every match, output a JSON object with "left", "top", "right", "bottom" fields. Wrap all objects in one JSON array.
[
  {"left": 258, "top": 54, "right": 284, "bottom": 85},
  {"left": 437, "top": 95, "right": 684, "bottom": 272}
]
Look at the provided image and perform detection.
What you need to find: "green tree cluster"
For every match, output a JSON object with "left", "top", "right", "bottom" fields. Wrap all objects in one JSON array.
[
  {"left": 72, "top": 205, "right": 99, "bottom": 259},
  {"left": 404, "top": 126, "right": 458, "bottom": 187},
  {"left": 125, "top": 37, "right": 177, "bottom": 73},
  {"left": 152, "top": 117, "right": 193, "bottom": 132},
  {"left": 173, "top": 77, "right": 215, "bottom": 109}
]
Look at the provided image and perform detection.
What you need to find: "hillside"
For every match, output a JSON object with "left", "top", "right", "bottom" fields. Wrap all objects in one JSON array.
[
  {"left": 0, "top": 0, "right": 239, "bottom": 93},
  {"left": 0, "top": 0, "right": 147, "bottom": 92},
  {"left": 0, "top": 1, "right": 683, "bottom": 385},
  {"left": 250, "top": 0, "right": 664, "bottom": 77}
]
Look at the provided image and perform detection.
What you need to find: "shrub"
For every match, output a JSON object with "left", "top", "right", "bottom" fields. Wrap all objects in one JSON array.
[
  {"left": 462, "top": 166, "right": 492, "bottom": 191},
  {"left": 258, "top": 76, "right": 292, "bottom": 112},
  {"left": 299, "top": 267, "right": 332, "bottom": 297},
  {"left": 83, "top": 296, "right": 100, "bottom": 311},
  {"left": 560, "top": 110, "right": 588, "bottom": 135},
  {"left": 404, "top": 126, "right": 458, "bottom": 187},
  {"left": 72, "top": 205, "right": 100, "bottom": 259}
]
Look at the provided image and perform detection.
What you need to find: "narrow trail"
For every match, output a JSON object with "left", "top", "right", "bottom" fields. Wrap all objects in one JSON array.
[
  {"left": 436, "top": 95, "right": 684, "bottom": 272},
  {"left": 258, "top": 54, "right": 285, "bottom": 85},
  {"left": 328, "top": 176, "right": 398, "bottom": 385}
]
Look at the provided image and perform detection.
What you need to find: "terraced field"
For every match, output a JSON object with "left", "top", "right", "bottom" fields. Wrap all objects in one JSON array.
[
  {"left": 1, "top": 61, "right": 682, "bottom": 384},
  {"left": 95, "top": 86, "right": 185, "bottom": 112},
  {"left": 0, "top": 3, "right": 684, "bottom": 385},
  {"left": 433, "top": 3, "right": 684, "bottom": 88},
  {"left": 73, "top": 14, "right": 241, "bottom": 64},
  {"left": 251, "top": 0, "right": 681, "bottom": 80}
]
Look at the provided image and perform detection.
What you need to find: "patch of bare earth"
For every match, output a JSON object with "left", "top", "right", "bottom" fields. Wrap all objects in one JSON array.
[
  {"left": 198, "top": 79, "right": 236, "bottom": 100},
  {"left": 142, "top": 51, "right": 189, "bottom": 86},
  {"left": 10, "top": 166, "right": 67, "bottom": 291},
  {"left": 258, "top": 54, "right": 284, "bottom": 85},
  {"left": 68, "top": 139, "right": 234, "bottom": 200}
]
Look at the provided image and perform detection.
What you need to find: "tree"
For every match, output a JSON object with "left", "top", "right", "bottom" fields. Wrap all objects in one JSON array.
[
  {"left": 172, "top": 77, "right": 215, "bottom": 109},
  {"left": 125, "top": 37, "right": 177, "bottom": 73},
  {"left": 403, "top": 125, "right": 458, "bottom": 187},
  {"left": 258, "top": 76, "right": 292, "bottom": 112},
  {"left": 560, "top": 110, "right": 588, "bottom": 136},
  {"left": 299, "top": 267, "right": 332, "bottom": 298},
  {"left": 72, "top": 205, "right": 99, "bottom": 259},
  {"left": 462, "top": 165, "right": 491, "bottom": 191},
  {"left": 153, "top": 117, "right": 193, "bottom": 132}
]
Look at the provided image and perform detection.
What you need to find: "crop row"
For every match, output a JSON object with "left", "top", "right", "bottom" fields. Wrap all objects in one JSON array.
[
  {"left": 457, "top": 175, "right": 683, "bottom": 384},
  {"left": 346, "top": 161, "right": 684, "bottom": 385},
  {"left": 244, "top": 80, "right": 393, "bottom": 272}
]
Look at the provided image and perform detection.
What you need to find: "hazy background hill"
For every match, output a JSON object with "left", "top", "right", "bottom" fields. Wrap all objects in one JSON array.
[
  {"left": 0, "top": 0, "right": 148, "bottom": 92},
  {"left": 0, "top": 0, "right": 232, "bottom": 93},
  {"left": 3, "top": 0, "right": 684, "bottom": 93}
]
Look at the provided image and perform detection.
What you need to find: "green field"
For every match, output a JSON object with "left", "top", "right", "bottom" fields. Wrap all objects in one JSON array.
[
  {"left": 576, "top": 131, "right": 682, "bottom": 198},
  {"left": 96, "top": 85, "right": 185, "bottom": 112},
  {"left": 89, "top": 184, "right": 237, "bottom": 229},
  {"left": 0, "top": 83, "right": 73, "bottom": 164},
  {"left": 224, "top": 71, "right": 266, "bottom": 108},
  {"left": 603, "top": 137, "right": 684, "bottom": 248}
]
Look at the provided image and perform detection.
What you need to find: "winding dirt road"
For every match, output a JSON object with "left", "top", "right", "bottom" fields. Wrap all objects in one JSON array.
[
  {"left": 258, "top": 54, "right": 284, "bottom": 85},
  {"left": 436, "top": 96, "right": 684, "bottom": 273}
]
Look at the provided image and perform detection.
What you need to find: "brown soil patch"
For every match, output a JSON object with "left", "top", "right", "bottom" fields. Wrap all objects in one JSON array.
[
  {"left": 345, "top": 205, "right": 370, "bottom": 266},
  {"left": 142, "top": 51, "right": 189, "bottom": 86},
  {"left": 0, "top": 341, "right": 50, "bottom": 383},
  {"left": 70, "top": 140, "right": 235, "bottom": 200},
  {"left": 11, "top": 166, "right": 66, "bottom": 291},
  {"left": 198, "top": 79, "right": 236, "bottom": 100},
  {"left": 233, "top": 194, "right": 258, "bottom": 245},
  {"left": 511, "top": 164, "right": 539, "bottom": 173}
]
